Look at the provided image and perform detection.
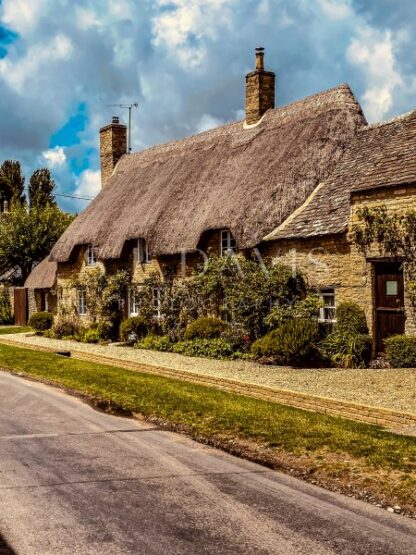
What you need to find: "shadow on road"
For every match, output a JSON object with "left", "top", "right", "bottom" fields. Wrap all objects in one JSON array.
[{"left": 0, "top": 533, "right": 15, "bottom": 555}]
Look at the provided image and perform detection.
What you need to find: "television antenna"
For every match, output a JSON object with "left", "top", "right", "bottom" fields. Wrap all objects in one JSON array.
[{"left": 107, "top": 102, "right": 139, "bottom": 153}]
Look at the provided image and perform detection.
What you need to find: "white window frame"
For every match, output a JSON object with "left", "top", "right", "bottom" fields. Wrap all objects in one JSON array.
[
  {"left": 152, "top": 287, "right": 162, "bottom": 319},
  {"left": 85, "top": 245, "right": 98, "bottom": 266},
  {"left": 77, "top": 288, "right": 87, "bottom": 316},
  {"left": 129, "top": 287, "right": 142, "bottom": 317},
  {"left": 319, "top": 288, "right": 336, "bottom": 323},
  {"left": 135, "top": 238, "right": 151, "bottom": 265},
  {"left": 220, "top": 229, "right": 237, "bottom": 257}
]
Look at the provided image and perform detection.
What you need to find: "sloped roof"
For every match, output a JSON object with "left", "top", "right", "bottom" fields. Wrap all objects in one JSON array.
[
  {"left": 51, "top": 84, "right": 365, "bottom": 262},
  {"left": 25, "top": 257, "right": 57, "bottom": 289},
  {"left": 266, "top": 109, "right": 416, "bottom": 241}
]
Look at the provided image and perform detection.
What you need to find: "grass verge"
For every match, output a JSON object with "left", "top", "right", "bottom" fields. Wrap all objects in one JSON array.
[
  {"left": 0, "top": 326, "right": 30, "bottom": 335},
  {"left": 0, "top": 342, "right": 415, "bottom": 515}
]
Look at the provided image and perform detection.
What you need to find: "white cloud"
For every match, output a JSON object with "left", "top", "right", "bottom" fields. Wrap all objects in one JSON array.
[
  {"left": 319, "top": 0, "right": 352, "bottom": 21},
  {"left": 196, "top": 113, "right": 224, "bottom": 133},
  {"left": 347, "top": 27, "right": 403, "bottom": 121},
  {"left": 42, "top": 146, "right": 66, "bottom": 167},
  {"left": 152, "top": 0, "right": 233, "bottom": 68},
  {"left": 0, "top": 34, "right": 73, "bottom": 93},
  {"left": 1, "top": 0, "right": 49, "bottom": 33},
  {"left": 74, "top": 169, "right": 101, "bottom": 198}
]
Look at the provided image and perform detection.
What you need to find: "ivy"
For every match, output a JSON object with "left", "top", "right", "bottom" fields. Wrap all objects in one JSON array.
[{"left": 351, "top": 204, "right": 416, "bottom": 317}]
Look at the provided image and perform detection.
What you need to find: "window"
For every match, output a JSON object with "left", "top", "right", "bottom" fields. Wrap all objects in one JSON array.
[
  {"left": 77, "top": 288, "right": 87, "bottom": 316},
  {"left": 134, "top": 238, "right": 151, "bottom": 265},
  {"left": 86, "top": 245, "right": 98, "bottom": 266},
  {"left": 129, "top": 288, "right": 142, "bottom": 316},
  {"left": 220, "top": 230, "right": 237, "bottom": 257},
  {"left": 319, "top": 288, "right": 336, "bottom": 323},
  {"left": 152, "top": 287, "right": 162, "bottom": 319},
  {"left": 386, "top": 280, "right": 398, "bottom": 296}
]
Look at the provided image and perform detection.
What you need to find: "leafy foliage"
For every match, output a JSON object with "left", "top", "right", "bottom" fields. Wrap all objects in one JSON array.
[
  {"left": 0, "top": 160, "right": 25, "bottom": 205},
  {"left": 130, "top": 256, "right": 304, "bottom": 342},
  {"left": 28, "top": 311, "right": 53, "bottom": 332},
  {"left": 184, "top": 316, "right": 229, "bottom": 340},
  {"left": 0, "top": 288, "right": 13, "bottom": 325},
  {"left": 251, "top": 319, "right": 319, "bottom": 365},
  {"left": 0, "top": 203, "right": 74, "bottom": 283},
  {"left": 69, "top": 269, "right": 130, "bottom": 339},
  {"left": 120, "top": 316, "right": 148, "bottom": 343},
  {"left": 29, "top": 169, "right": 57, "bottom": 209},
  {"left": 173, "top": 338, "right": 234, "bottom": 359},
  {"left": 136, "top": 334, "right": 173, "bottom": 352},
  {"left": 264, "top": 294, "right": 323, "bottom": 329},
  {"left": 385, "top": 335, "right": 416, "bottom": 368},
  {"left": 352, "top": 205, "right": 416, "bottom": 317},
  {"left": 320, "top": 302, "right": 371, "bottom": 368},
  {"left": 82, "top": 327, "right": 102, "bottom": 344}
]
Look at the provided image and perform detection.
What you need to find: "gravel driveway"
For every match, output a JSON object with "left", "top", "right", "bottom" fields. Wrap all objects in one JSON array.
[{"left": 2, "top": 333, "right": 416, "bottom": 415}]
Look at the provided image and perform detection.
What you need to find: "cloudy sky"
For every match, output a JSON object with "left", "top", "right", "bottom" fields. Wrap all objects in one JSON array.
[{"left": 0, "top": 0, "right": 415, "bottom": 211}]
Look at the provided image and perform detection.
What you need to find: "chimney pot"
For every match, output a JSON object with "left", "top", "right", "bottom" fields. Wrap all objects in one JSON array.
[
  {"left": 255, "top": 47, "right": 265, "bottom": 70},
  {"left": 112, "top": 116, "right": 120, "bottom": 124}
]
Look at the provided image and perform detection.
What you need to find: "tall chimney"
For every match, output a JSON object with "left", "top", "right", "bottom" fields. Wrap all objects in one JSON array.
[
  {"left": 99, "top": 116, "right": 127, "bottom": 188},
  {"left": 245, "top": 47, "right": 275, "bottom": 125}
]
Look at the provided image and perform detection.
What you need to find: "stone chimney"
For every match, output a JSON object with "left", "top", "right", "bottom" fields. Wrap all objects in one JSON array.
[
  {"left": 99, "top": 116, "right": 127, "bottom": 188},
  {"left": 245, "top": 47, "right": 275, "bottom": 125}
]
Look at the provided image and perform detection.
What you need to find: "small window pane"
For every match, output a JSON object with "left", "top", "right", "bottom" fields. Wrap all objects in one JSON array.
[{"left": 386, "top": 280, "right": 398, "bottom": 296}]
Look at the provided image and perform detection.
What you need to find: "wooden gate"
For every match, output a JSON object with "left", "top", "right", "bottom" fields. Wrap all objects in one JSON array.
[
  {"left": 14, "top": 288, "right": 28, "bottom": 326},
  {"left": 374, "top": 262, "right": 405, "bottom": 353}
]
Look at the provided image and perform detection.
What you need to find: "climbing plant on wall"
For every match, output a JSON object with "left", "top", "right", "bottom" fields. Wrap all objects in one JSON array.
[{"left": 351, "top": 204, "right": 416, "bottom": 315}]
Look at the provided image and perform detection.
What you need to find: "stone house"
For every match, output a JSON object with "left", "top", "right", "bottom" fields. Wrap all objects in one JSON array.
[{"left": 28, "top": 48, "right": 416, "bottom": 353}]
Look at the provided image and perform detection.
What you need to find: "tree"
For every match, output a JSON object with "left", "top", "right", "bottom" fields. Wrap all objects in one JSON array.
[
  {"left": 29, "top": 168, "right": 57, "bottom": 209},
  {"left": 0, "top": 160, "right": 25, "bottom": 205},
  {"left": 0, "top": 203, "right": 74, "bottom": 283}
]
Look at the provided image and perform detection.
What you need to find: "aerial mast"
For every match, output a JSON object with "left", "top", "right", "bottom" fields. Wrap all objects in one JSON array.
[{"left": 107, "top": 102, "right": 139, "bottom": 153}]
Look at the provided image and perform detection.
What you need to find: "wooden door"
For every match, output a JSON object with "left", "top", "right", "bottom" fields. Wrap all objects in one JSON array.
[
  {"left": 374, "top": 262, "right": 405, "bottom": 353},
  {"left": 14, "top": 288, "right": 28, "bottom": 326}
]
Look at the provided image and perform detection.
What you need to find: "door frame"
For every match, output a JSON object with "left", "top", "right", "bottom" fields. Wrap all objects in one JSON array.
[{"left": 370, "top": 258, "right": 405, "bottom": 355}]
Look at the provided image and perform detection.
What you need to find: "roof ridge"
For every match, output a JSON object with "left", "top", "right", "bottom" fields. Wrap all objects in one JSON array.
[
  {"left": 362, "top": 108, "right": 416, "bottom": 131},
  {"left": 125, "top": 82, "right": 357, "bottom": 163}
]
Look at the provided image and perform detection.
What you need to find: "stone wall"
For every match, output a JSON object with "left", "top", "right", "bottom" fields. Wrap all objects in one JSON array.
[
  {"left": 350, "top": 184, "right": 416, "bottom": 335},
  {"left": 263, "top": 235, "right": 373, "bottom": 331},
  {"left": 99, "top": 121, "right": 127, "bottom": 188},
  {"left": 245, "top": 70, "right": 275, "bottom": 125}
]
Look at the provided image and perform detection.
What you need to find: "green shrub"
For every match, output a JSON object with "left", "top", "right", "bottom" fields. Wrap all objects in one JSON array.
[
  {"left": 120, "top": 316, "right": 148, "bottom": 343},
  {"left": 184, "top": 316, "right": 230, "bottom": 340},
  {"left": 251, "top": 319, "right": 319, "bottom": 365},
  {"left": 53, "top": 315, "right": 80, "bottom": 339},
  {"left": 320, "top": 302, "right": 371, "bottom": 368},
  {"left": 220, "top": 322, "right": 251, "bottom": 351},
  {"left": 28, "top": 311, "right": 54, "bottom": 333},
  {"left": 0, "top": 289, "right": 13, "bottom": 325},
  {"left": 82, "top": 328, "right": 101, "bottom": 344},
  {"left": 173, "top": 338, "right": 234, "bottom": 359},
  {"left": 321, "top": 330, "right": 372, "bottom": 368},
  {"left": 136, "top": 334, "right": 173, "bottom": 352},
  {"left": 385, "top": 335, "right": 416, "bottom": 368},
  {"left": 335, "top": 302, "right": 368, "bottom": 334}
]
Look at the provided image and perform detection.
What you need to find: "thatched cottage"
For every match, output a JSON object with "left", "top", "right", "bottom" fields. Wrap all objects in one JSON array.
[{"left": 28, "top": 48, "right": 416, "bottom": 353}]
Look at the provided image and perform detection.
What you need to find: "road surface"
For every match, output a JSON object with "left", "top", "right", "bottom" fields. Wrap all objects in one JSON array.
[{"left": 0, "top": 371, "right": 415, "bottom": 555}]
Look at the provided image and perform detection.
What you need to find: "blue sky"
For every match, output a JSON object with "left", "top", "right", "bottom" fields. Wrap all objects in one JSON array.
[{"left": 0, "top": 0, "right": 415, "bottom": 212}]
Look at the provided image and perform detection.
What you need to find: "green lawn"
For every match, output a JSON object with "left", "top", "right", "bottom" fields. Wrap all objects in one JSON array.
[
  {"left": 0, "top": 341, "right": 415, "bottom": 510},
  {"left": 0, "top": 326, "right": 30, "bottom": 335}
]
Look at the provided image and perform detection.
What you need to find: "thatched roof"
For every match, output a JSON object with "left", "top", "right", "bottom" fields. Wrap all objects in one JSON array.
[
  {"left": 265, "top": 109, "right": 416, "bottom": 241},
  {"left": 51, "top": 84, "right": 365, "bottom": 262},
  {"left": 25, "top": 257, "right": 57, "bottom": 289}
]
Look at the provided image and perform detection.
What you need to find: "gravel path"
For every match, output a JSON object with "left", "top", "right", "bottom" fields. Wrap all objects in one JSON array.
[{"left": 2, "top": 333, "right": 416, "bottom": 415}]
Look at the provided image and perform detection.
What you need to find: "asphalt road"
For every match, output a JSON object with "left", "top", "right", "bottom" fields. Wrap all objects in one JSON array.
[{"left": 0, "top": 373, "right": 415, "bottom": 555}]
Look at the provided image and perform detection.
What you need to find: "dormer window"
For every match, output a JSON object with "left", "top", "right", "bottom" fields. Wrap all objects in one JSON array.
[
  {"left": 135, "top": 238, "right": 151, "bottom": 264},
  {"left": 86, "top": 245, "right": 98, "bottom": 266},
  {"left": 220, "top": 230, "right": 236, "bottom": 257}
]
